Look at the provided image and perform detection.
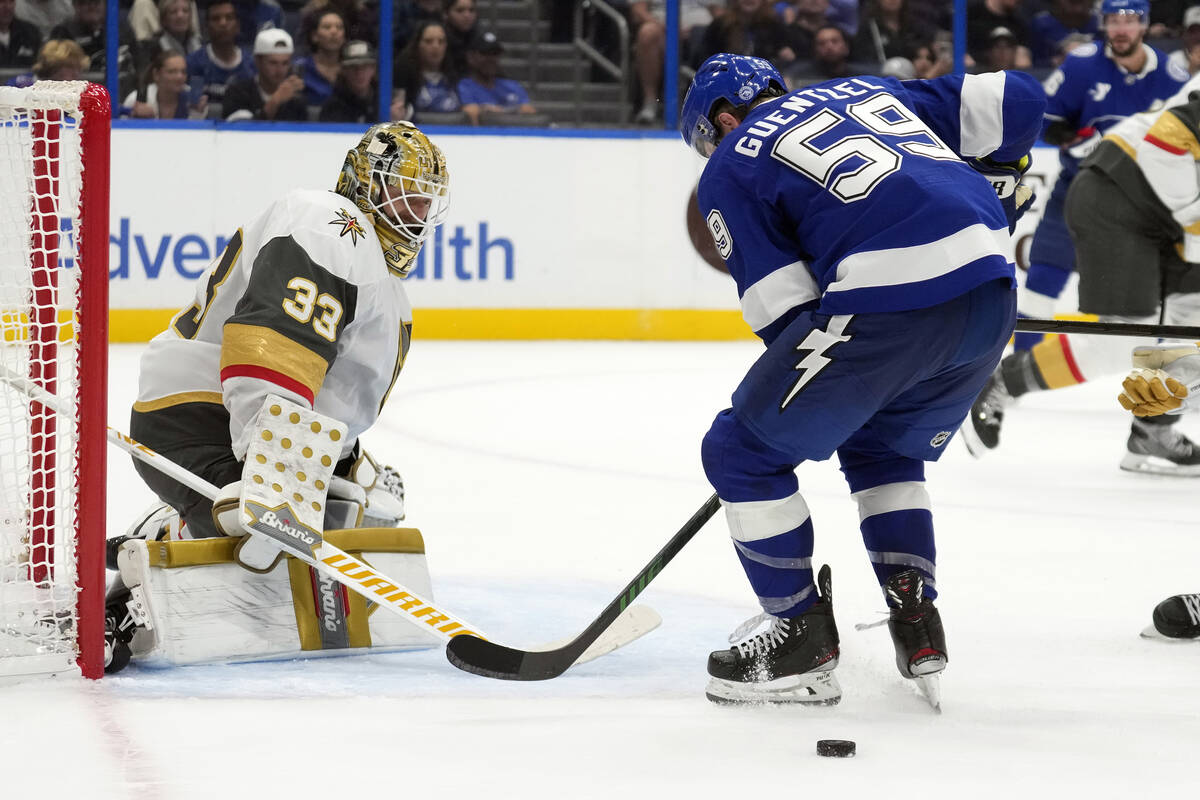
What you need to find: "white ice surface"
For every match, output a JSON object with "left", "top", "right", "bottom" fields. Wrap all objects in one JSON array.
[{"left": 5, "top": 340, "right": 1200, "bottom": 799}]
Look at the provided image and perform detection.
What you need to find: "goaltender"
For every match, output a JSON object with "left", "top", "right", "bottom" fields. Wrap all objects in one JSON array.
[{"left": 103, "top": 122, "right": 450, "bottom": 672}]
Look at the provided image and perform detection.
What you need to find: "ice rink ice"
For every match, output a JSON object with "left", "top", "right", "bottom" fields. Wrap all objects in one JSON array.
[{"left": 5, "top": 339, "right": 1200, "bottom": 799}]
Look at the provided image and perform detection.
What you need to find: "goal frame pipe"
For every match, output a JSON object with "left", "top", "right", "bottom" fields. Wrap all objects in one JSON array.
[{"left": 76, "top": 83, "right": 110, "bottom": 679}]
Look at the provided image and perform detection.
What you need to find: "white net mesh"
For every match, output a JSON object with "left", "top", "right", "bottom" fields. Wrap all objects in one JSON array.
[{"left": 0, "top": 82, "right": 89, "bottom": 677}]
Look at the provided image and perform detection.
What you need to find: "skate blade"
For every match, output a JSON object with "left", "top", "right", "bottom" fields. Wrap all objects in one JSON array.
[
  {"left": 913, "top": 673, "right": 942, "bottom": 713},
  {"left": 705, "top": 669, "right": 842, "bottom": 706},
  {"left": 1139, "top": 625, "right": 1200, "bottom": 642},
  {"left": 958, "top": 421, "right": 990, "bottom": 459},
  {"left": 1119, "top": 454, "right": 1200, "bottom": 477}
]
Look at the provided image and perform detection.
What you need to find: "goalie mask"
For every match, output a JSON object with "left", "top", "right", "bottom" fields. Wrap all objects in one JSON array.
[{"left": 336, "top": 122, "right": 450, "bottom": 276}]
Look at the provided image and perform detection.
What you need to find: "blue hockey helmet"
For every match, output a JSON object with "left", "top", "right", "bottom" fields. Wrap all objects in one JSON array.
[
  {"left": 679, "top": 53, "right": 786, "bottom": 158},
  {"left": 1100, "top": 0, "right": 1148, "bottom": 19}
]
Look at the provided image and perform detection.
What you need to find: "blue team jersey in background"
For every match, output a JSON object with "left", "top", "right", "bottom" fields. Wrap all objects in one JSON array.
[
  {"left": 697, "top": 71, "right": 1045, "bottom": 342},
  {"left": 1043, "top": 42, "right": 1188, "bottom": 174}
]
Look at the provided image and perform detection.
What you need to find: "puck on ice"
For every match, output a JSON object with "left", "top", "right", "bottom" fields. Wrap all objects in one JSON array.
[{"left": 816, "top": 739, "right": 856, "bottom": 758}]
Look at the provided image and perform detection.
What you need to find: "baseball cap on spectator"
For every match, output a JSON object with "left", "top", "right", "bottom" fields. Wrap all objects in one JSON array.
[
  {"left": 254, "top": 28, "right": 294, "bottom": 56},
  {"left": 1186, "top": 6, "right": 1200, "bottom": 28},
  {"left": 468, "top": 30, "right": 504, "bottom": 55},
  {"left": 341, "top": 40, "right": 376, "bottom": 65},
  {"left": 989, "top": 26, "right": 1018, "bottom": 45}
]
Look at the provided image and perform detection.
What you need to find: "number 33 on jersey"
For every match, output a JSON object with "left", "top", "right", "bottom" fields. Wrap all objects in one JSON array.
[{"left": 696, "top": 72, "right": 1045, "bottom": 344}]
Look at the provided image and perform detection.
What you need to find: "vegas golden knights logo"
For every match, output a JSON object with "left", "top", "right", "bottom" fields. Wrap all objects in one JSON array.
[{"left": 329, "top": 208, "right": 366, "bottom": 245}]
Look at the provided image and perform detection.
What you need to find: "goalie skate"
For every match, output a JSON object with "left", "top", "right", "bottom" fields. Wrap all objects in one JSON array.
[{"left": 1120, "top": 419, "right": 1200, "bottom": 477}]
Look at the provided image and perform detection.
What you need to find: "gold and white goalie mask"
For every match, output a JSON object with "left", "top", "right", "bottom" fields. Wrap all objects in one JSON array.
[{"left": 336, "top": 121, "right": 450, "bottom": 276}]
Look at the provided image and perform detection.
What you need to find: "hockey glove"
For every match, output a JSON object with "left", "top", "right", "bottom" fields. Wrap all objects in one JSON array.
[
  {"left": 1117, "top": 345, "right": 1200, "bottom": 417},
  {"left": 968, "top": 154, "right": 1035, "bottom": 234}
]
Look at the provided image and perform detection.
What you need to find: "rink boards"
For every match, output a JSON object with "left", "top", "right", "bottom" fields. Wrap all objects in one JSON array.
[{"left": 106, "top": 127, "right": 1061, "bottom": 341}]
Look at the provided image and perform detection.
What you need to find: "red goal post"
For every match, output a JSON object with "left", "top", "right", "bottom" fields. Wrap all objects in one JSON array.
[{"left": 0, "top": 82, "right": 109, "bottom": 680}]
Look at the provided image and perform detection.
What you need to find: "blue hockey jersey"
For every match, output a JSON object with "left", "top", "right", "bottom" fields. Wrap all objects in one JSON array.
[
  {"left": 697, "top": 71, "right": 1045, "bottom": 341},
  {"left": 1043, "top": 41, "right": 1187, "bottom": 174}
]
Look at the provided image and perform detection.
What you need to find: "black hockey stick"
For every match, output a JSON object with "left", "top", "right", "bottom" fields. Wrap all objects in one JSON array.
[
  {"left": 1014, "top": 318, "right": 1200, "bottom": 339},
  {"left": 445, "top": 493, "right": 721, "bottom": 681}
]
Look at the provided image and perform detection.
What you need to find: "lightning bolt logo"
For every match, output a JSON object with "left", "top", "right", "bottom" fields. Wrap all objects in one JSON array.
[{"left": 780, "top": 316, "right": 853, "bottom": 411}]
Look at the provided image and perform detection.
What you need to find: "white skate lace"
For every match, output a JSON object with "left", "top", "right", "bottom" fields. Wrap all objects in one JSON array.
[
  {"left": 1183, "top": 594, "right": 1200, "bottom": 625},
  {"left": 727, "top": 613, "right": 791, "bottom": 658}
]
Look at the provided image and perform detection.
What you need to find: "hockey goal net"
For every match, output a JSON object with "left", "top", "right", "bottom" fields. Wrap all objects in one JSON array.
[{"left": 0, "top": 82, "right": 109, "bottom": 680}]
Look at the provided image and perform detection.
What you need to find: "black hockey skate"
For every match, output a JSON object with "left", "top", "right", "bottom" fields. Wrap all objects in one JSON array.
[
  {"left": 961, "top": 371, "right": 1013, "bottom": 457},
  {"left": 103, "top": 588, "right": 135, "bottom": 675},
  {"left": 705, "top": 564, "right": 841, "bottom": 705},
  {"left": 1141, "top": 593, "right": 1200, "bottom": 641},
  {"left": 1120, "top": 418, "right": 1200, "bottom": 477},
  {"left": 885, "top": 569, "right": 947, "bottom": 710}
]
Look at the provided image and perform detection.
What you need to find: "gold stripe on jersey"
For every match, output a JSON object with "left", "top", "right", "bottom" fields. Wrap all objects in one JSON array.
[
  {"left": 377, "top": 320, "right": 412, "bottom": 414},
  {"left": 1105, "top": 133, "right": 1137, "bottom": 160},
  {"left": 1145, "top": 111, "right": 1200, "bottom": 158},
  {"left": 132, "top": 391, "right": 225, "bottom": 413},
  {"left": 221, "top": 322, "right": 329, "bottom": 397}
]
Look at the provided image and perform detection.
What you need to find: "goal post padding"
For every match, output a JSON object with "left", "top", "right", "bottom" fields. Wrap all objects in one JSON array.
[{"left": 0, "top": 82, "right": 109, "bottom": 680}]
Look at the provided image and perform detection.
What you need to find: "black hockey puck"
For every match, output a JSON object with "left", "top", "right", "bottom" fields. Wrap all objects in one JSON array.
[{"left": 816, "top": 739, "right": 856, "bottom": 758}]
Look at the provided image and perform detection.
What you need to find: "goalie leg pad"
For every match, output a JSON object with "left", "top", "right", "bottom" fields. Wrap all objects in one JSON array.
[{"left": 114, "top": 529, "right": 438, "bottom": 667}]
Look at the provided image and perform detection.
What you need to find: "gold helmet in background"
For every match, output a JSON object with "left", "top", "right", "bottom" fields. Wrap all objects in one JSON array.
[{"left": 336, "top": 121, "right": 450, "bottom": 276}]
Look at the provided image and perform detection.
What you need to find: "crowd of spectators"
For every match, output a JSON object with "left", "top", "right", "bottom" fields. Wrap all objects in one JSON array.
[
  {"left": 5, "top": 1, "right": 1200, "bottom": 126},
  {"left": 0, "top": 0, "right": 542, "bottom": 125}
]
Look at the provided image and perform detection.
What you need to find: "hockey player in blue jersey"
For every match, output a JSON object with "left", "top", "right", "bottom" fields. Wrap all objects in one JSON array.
[
  {"left": 680, "top": 54, "right": 1044, "bottom": 706},
  {"left": 1012, "top": 0, "right": 1185, "bottom": 353}
]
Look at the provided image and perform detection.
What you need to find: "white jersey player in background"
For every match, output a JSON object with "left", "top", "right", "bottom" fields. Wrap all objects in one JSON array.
[{"left": 103, "top": 122, "right": 450, "bottom": 672}]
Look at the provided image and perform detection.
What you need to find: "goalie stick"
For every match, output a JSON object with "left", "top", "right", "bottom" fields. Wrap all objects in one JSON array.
[
  {"left": 0, "top": 365, "right": 654, "bottom": 665},
  {"left": 446, "top": 493, "right": 721, "bottom": 681},
  {"left": 1014, "top": 318, "right": 1200, "bottom": 339}
]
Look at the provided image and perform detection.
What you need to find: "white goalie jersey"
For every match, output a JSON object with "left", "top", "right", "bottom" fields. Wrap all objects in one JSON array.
[{"left": 135, "top": 189, "right": 413, "bottom": 460}]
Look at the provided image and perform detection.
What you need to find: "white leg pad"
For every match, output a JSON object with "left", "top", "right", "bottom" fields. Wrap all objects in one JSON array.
[{"left": 115, "top": 530, "right": 439, "bottom": 667}]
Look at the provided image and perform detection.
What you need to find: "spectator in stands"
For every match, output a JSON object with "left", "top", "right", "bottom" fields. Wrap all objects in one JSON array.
[
  {"left": 6, "top": 36, "right": 88, "bottom": 86},
  {"left": 186, "top": 0, "right": 253, "bottom": 108},
  {"left": 443, "top": 0, "right": 479, "bottom": 77},
  {"left": 1028, "top": 0, "right": 1099, "bottom": 67},
  {"left": 782, "top": 0, "right": 831, "bottom": 58},
  {"left": 47, "top": 0, "right": 102, "bottom": 62},
  {"left": 128, "top": 0, "right": 199, "bottom": 45},
  {"left": 778, "top": 0, "right": 859, "bottom": 36},
  {"left": 232, "top": 0, "right": 284, "bottom": 49},
  {"left": 15, "top": 0, "right": 70, "bottom": 40},
  {"left": 907, "top": 39, "right": 947, "bottom": 77},
  {"left": 394, "top": 19, "right": 461, "bottom": 117},
  {"left": 301, "top": 0, "right": 373, "bottom": 43},
  {"left": 976, "top": 24, "right": 1021, "bottom": 71},
  {"left": 396, "top": 0, "right": 443, "bottom": 52},
  {"left": 223, "top": 27, "right": 309, "bottom": 121},
  {"left": 123, "top": 49, "right": 205, "bottom": 119},
  {"left": 627, "top": 2, "right": 720, "bottom": 121},
  {"left": 785, "top": 22, "right": 854, "bottom": 83},
  {"left": 319, "top": 39, "right": 408, "bottom": 122},
  {"left": 0, "top": 0, "right": 41, "bottom": 68},
  {"left": 134, "top": 0, "right": 202, "bottom": 78},
  {"left": 852, "top": 0, "right": 937, "bottom": 65},
  {"left": 966, "top": 0, "right": 1031, "bottom": 69},
  {"left": 698, "top": 0, "right": 796, "bottom": 66},
  {"left": 457, "top": 29, "right": 538, "bottom": 125},
  {"left": 1168, "top": 5, "right": 1200, "bottom": 75},
  {"left": 295, "top": 7, "right": 344, "bottom": 105}
]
